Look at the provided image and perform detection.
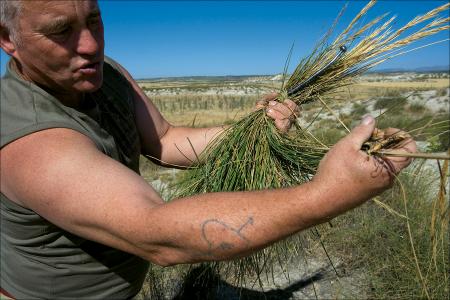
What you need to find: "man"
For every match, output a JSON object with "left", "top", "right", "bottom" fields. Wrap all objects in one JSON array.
[{"left": 0, "top": 0, "right": 416, "bottom": 299}]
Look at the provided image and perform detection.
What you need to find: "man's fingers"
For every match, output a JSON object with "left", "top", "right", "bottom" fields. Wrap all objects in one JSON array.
[
  {"left": 266, "top": 100, "right": 299, "bottom": 120},
  {"left": 383, "top": 127, "right": 404, "bottom": 137},
  {"left": 257, "top": 96, "right": 299, "bottom": 133},
  {"left": 266, "top": 105, "right": 286, "bottom": 120},
  {"left": 368, "top": 127, "right": 417, "bottom": 174},
  {"left": 380, "top": 137, "right": 417, "bottom": 174},
  {"left": 399, "top": 137, "right": 417, "bottom": 154},
  {"left": 381, "top": 128, "right": 417, "bottom": 154},
  {"left": 265, "top": 107, "right": 290, "bottom": 133},
  {"left": 283, "top": 99, "right": 299, "bottom": 114},
  {"left": 345, "top": 115, "right": 376, "bottom": 150},
  {"left": 255, "top": 100, "right": 267, "bottom": 110},
  {"left": 255, "top": 93, "right": 278, "bottom": 110},
  {"left": 262, "top": 92, "right": 278, "bottom": 102}
]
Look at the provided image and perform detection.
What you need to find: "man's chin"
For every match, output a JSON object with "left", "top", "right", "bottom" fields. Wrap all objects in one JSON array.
[{"left": 74, "top": 77, "right": 103, "bottom": 93}]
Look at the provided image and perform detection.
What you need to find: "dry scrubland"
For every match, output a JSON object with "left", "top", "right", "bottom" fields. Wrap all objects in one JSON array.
[
  {"left": 136, "top": 73, "right": 449, "bottom": 299},
  {"left": 139, "top": 75, "right": 449, "bottom": 126}
]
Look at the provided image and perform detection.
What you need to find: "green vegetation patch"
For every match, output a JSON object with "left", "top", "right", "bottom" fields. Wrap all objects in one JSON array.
[
  {"left": 324, "top": 166, "right": 449, "bottom": 299},
  {"left": 374, "top": 96, "right": 408, "bottom": 111}
]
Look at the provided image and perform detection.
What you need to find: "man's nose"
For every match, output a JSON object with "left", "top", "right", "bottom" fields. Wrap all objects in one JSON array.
[{"left": 76, "top": 29, "right": 101, "bottom": 56}]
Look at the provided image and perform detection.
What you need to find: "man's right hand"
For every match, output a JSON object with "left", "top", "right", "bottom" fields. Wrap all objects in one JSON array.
[{"left": 312, "top": 115, "right": 416, "bottom": 217}]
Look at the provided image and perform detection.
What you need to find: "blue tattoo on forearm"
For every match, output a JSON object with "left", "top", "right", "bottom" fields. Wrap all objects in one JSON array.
[{"left": 201, "top": 217, "right": 254, "bottom": 254}]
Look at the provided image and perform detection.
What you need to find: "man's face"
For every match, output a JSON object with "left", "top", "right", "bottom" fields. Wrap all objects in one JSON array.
[{"left": 10, "top": 0, "right": 104, "bottom": 94}]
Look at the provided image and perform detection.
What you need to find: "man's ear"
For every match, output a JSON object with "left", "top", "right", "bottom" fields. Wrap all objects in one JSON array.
[{"left": 0, "top": 25, "right": 17, "bottom": 56}]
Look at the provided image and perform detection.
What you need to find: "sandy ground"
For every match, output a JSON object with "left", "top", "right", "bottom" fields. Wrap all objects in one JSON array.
[
  {"left": 213, "top": 252, "right": 367, "bottom": 299},
  {"left": 137, "top": 248, "right": 368, "bottom": 299}
]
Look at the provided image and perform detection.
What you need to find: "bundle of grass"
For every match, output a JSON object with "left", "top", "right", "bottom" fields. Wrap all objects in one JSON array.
[{"left": 173, "top": 0, "right": 450, "bottom": 291}]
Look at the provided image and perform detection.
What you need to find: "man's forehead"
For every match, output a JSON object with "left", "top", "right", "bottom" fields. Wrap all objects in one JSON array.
[{"left": 21, "top": 0, "right": 99, "bottom": 18}]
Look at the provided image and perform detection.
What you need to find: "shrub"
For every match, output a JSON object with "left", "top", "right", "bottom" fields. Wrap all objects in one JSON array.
[
  {"left": 351, "top": 102, "right": 368, "bottom": 117},
  {"left": 436, "top": 87, "right": 448, "bottom": 97},
  {"left": 314, "top": 126, "right": 346, "bottom": 145},
  {"left": 374, "top": 96, "right": 408, "bottom": 111},
  {"left": 408, "top": 102, "right": 427, "bottom": 113},
  {"left": 324, "top": 166, "right": 449, "bottom": 299},
  {"left": 383, "top": 89, "right": 402, "bottom": 97}
]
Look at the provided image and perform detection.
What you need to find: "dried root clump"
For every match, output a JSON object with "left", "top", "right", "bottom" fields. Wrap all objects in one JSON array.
[{"left": 362, "top": 130, "right": 409, "bottom": 156}]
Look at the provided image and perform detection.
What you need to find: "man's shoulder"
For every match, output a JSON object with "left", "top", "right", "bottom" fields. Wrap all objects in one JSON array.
[
  {"left": 104, "top": 56, "right": 122, "bottom": 72},
  {"left": 101, "top": 56, "right": 130, "bottom": 87},
  {"left": 0, "top": 74, "right": 89, "bottom": 149},
  {"left": 100, "top": 56, "right": 134, "bottom": 106}
]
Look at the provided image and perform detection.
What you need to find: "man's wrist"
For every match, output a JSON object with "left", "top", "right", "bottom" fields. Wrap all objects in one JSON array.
[{"left": 297, "top": 179, "right": 349, "bottom": 225}]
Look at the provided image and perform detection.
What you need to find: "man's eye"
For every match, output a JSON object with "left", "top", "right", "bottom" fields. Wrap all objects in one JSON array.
[
  {"left": 90, "top": 17, "right": 99, "bottom": 24},
  {"left": 88, "top": 18, "right": 102, "bottom": 30},
  {"left": 50, "top": 27, "right": 71, "bottom": 38}
]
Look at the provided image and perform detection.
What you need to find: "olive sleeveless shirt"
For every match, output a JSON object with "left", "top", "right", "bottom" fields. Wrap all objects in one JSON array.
[{"left": 0, "top": 57, "right": 149, "bottom": 299}]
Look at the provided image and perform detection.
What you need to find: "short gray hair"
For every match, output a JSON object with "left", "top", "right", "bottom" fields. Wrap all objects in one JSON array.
[{"left": 0, "top": 0, "right": 22, "bottom": 44}]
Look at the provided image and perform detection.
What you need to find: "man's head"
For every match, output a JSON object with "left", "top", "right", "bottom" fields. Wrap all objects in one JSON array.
[{"left": 0, "top": 0, "right": 105, "bottom": 99}]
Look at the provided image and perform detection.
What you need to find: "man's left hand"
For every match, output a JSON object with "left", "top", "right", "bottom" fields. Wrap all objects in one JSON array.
[{"left": 256, "top": 93, "right": 300, "bottom": 133}]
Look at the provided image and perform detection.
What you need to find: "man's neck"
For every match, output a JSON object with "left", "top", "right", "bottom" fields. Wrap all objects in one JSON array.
[{"left": 47, "top": 89, "right": 85, "bottom": 109}]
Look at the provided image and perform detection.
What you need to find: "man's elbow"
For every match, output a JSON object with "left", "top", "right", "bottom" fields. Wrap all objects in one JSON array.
[{"left": 140, "top": 245, "right": 193, "bottom": 267}]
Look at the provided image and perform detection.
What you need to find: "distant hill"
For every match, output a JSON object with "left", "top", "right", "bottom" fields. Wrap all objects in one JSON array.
[
  {"left": 371, "top": 65, "right": 450, "bottom": 73},
  {"left": 137, "top": 75, "right": 272, "bottom": 82},
  {"left": 137, "top": 65, "right": 449, "bottom": 81}
]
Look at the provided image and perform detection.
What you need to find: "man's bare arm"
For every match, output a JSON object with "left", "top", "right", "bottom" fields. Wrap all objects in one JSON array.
[
  {"left": 0, "top": 117, "right": 416, "bottom": 266},
  {"left": 112, "top": 64, "right": 224, "bottom": 166},
  {"left": 0, "top": 128, "right": 320, "bottom": 266}
]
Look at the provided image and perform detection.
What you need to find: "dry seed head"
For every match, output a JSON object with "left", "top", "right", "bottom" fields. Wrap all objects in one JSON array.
[{"left": 334, "top": 0, "right": 377, "bottom": 45}]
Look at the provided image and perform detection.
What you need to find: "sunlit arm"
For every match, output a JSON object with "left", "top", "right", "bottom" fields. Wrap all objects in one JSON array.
[
  {"left": 1, "top": 116, "right": 416, "bottom": 266},
  {"left": 115, "top": 63, "right": 224, "bottom": 167}
]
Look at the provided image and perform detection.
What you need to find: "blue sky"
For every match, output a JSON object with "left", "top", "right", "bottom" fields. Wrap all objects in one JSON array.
[{"left": 1, "top": 1, "right": 449, "bottom": 78}]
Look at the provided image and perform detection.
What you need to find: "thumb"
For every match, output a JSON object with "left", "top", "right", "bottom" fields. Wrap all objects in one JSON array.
[{"left": 346, "top": 115, "right": 376, "bottom": 149}]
